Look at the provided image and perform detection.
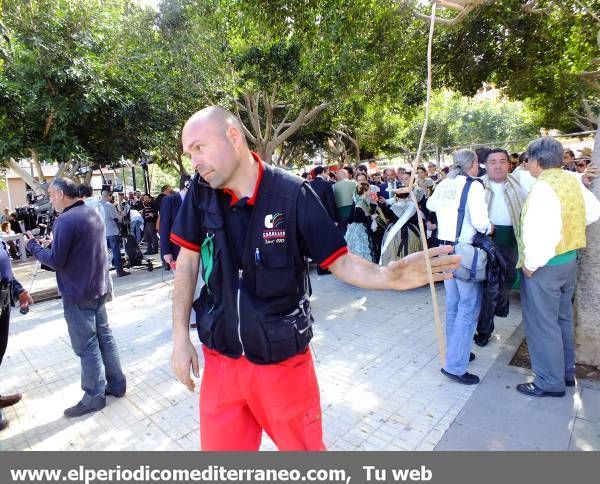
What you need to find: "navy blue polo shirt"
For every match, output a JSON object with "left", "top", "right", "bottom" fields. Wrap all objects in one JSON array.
[{"left": 170, "top": 153, "right": 348, "bottom": 269}]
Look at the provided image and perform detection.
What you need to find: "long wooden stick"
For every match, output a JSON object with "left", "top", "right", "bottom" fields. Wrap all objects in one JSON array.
[{"left": 405, "top": 2, "right": 446, "bottom": 366}]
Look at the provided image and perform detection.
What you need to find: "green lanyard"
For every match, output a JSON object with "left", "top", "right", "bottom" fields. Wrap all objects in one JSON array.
[{"left": 200, "top": 233, "right": 215, "bottom": 292}]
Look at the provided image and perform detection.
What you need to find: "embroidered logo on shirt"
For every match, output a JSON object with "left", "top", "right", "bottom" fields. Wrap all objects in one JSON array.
[
  {"left": 264, "top": 213, "right": 285, "bottom": 229},
  {"left": 263, "top": 213, "right": 286, "bottom": 244}
]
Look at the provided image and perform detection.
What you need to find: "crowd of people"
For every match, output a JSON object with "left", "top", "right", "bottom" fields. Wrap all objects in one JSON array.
[
  {"left": 302, "top": 146, "right": 596, "bottom": 271},
  {"left": 301, "top": 142, "right": 599, "bottom": 394}
]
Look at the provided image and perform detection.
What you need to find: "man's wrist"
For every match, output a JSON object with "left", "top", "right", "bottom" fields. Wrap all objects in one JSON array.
[{"left": 173, "top": 327, "right": 192, "bottom": 343}]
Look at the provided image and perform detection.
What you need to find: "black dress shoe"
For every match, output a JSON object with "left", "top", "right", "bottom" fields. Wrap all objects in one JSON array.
[
  {"left": 105, "top": 388, "right": 126, "bottom": 398},
  {"left": 469, "top": 352, "right": 476, "bottom": 362},
  {"left": 565, "top": 377, "right": 576, "bottom": 387},
  {"left": 474, "top": 333, "right": 490, "bottom": 347},
  {"left": 516, "top": 382, "right": 565, "bottom": 398},
  {"left": 64, "top": 400, "right": 105, "bottom": 418},
  {"left": 441, "top": 369, "right": 480, "bottom": 385},
  {"left": 0, "top": 393, "right": 22, "bottom": 408}
]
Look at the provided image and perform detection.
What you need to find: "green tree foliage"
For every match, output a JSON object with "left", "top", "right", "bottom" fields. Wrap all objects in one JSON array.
[
  {"left": 397, "top": 89, "right": 539, "bottom": 151},
  {"left": 0, "top": 0, "right": 144, "bottom": 166},
  {"left": 433, "top": 0, "right": 600, "bottom": 132},
  {"left": 1, "top": 0, "right": 595, "bottom": 172},
  {"left": 219, "top": 0, "right": 432, "bottom": 161},
  {"left": 123, "top": 0, "right": 234, "bottom": 174}
]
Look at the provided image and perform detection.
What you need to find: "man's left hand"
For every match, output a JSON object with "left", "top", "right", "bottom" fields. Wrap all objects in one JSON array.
[
  {"left": 582, "top": 166, "right": 599, "bottom": 187},
  {"left": 383, "top": 245, "right": 460, "bottom": 291},
  {"left": 18, "top": 290, "right": 33, "bottom": 309},
  {"left": 40, "top": 234, "right": 52, "bottom": 247}
]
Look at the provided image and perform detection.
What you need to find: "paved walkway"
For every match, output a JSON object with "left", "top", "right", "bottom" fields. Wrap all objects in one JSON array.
[
  {"left": 0, "top": 264, "right": 544, "bottom": 451},
  {"left": 436, "top": 324, "right": 600, "bottom": 451}
]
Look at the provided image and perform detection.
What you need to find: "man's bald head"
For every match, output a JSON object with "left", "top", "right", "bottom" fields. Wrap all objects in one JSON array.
[
  {"left": 183, "top": 106, "right": 247, "bottom": 147},
  {"left": 182, "top": 106, "right": 252, "bottom": 189},
  {"left": 337, "top": 169, "right": 348, "bottom": 181}
]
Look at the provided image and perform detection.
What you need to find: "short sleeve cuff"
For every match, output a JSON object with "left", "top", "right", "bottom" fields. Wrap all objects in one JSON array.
[
  {"left": 319, "top": 246, "right": 348, "bottom": 269},
  {"left": 170, "top": 233, "right": 200, "bottom": 252}
]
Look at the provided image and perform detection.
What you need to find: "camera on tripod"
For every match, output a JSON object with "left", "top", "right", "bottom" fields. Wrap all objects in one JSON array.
[{"left": 17, "top": 191, "right": 57, "bottom": 236}]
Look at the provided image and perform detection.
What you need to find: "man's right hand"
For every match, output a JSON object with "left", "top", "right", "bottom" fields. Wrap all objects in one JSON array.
[{"left": 171, "top": 337, "right": 199, "bottom": 392}]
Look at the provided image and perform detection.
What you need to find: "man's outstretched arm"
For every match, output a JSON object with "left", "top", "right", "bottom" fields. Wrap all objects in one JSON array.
[{"left": 328, "top": 245, "right": 460, "bottom": 291}]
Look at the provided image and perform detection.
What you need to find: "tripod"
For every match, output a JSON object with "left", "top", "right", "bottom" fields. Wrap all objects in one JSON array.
[{"left": 19, "top": 259, "right": 41, "bottom": 315}]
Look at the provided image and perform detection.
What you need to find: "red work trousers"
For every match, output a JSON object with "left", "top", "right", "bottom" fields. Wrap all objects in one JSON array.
[{"left": 200, "top": 345, "right": 326, "bottom": 451}]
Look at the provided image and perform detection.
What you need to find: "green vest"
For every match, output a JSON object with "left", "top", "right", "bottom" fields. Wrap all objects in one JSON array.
[{"left": 517, "top": 168, "right": 586, "bottom": 268}]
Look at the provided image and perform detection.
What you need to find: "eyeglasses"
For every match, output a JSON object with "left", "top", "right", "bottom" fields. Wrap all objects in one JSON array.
[{"left": 576, "top": 163, "right": 587, "bottom": 168}]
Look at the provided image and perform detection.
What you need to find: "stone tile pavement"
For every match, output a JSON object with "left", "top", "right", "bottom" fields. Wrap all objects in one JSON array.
[
  {"left": 435, "top": 324, "right": 600, "bottom": 451},
  {"left": 1, "top": 265, "right": 522, "bottom": 450}
]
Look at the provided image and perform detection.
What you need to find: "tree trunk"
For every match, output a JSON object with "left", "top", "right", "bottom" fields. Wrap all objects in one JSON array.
[
  {"left": 8, "top": 158, "right": 47, "bottom": 195},
  {"left": 30, "top": 149, "right": 46, "bottom": 184},
  {"left": 176, "top": 151, "right": 186, "bottom": 176},
  {"left": 574, "top": 123, "right": 600, "bottom": 366},
  {"left": 235, "top": 90, "right": 328, "bottom": 165}
]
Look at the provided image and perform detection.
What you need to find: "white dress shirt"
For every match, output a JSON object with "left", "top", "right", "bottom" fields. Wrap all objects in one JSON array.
[
  {"left": 426, "top": 175, "right": 491, "bottom": 244},
  {"left": 488, "top": 181, "right": 513, "bottom": 226},
  {"left": 522, "top": 171, "right": 600, "bottom": 271}
]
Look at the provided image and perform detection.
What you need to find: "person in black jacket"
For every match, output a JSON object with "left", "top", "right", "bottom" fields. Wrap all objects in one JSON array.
[
  {"left": 309, "top": 166, "right": 337, "bottom": 223},
  {"left": 0, "top": 241, "right": 33, "bottom": 431},
  {"left": 141, "top": 195, "right": 159, "bottom": 255},
  {"left": 159, "top": 175, "right": 191, "bottom": 270},
  {"left": 153, "top": 185, "right": 172, "bottom": 220},
  {"left": 169, "top": 106, "right": 460, "bottom": 451}
]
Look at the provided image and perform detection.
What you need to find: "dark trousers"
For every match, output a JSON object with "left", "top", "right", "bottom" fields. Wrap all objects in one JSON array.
[
  {"left": 0, "top": 303, "right": 10, "bottom": 367},
  {"left": 106, "top": 236, "right": 123, "bottom": 273},
  {"left": 143, "top": 222, "right": 158, "bottom": 254},
  {"left": 521, "top": 261, "right": 577, "bottom": 392},
  {"left": 1, "top": 298, "right": 11, "bottom": 426},
  {"left": 336, "top": 206, "right": 353, "bottom": 235}
]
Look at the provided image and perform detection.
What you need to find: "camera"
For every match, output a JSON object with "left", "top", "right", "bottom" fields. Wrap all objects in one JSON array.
[{"left": 16, "top": 193, "right": 56, "bottom": 235}]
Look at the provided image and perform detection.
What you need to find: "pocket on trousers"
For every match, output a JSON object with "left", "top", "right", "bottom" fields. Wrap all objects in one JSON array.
[
  {"left": 200, "top": 346, "right": 224, "bottom": 416},
  {"left": 303, "top": 403, "right": 325, "bottom": 451},
  {"left": 260, "top": 350, "right": 319, "bottom": 421}
]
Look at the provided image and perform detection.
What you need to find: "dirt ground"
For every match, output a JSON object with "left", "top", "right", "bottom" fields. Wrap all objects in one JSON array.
[{"left": 510, "top": 339, "right": 600, "bottom": 381}]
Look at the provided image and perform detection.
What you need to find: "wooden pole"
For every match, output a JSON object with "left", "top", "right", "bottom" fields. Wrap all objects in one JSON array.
[{"left": 405, "top": 2, "right": 446, "bottom": 366}]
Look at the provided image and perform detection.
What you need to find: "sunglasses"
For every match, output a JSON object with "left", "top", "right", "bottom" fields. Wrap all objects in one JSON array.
[{"left": 576, "top": 163, "right": 587, "bottom": 168}]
